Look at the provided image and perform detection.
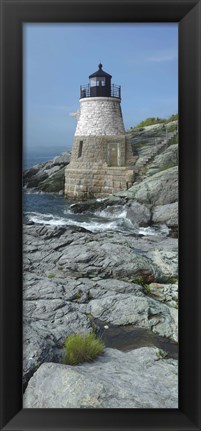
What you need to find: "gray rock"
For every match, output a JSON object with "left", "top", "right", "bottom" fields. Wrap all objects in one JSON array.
[
  {"left": 23, "top": 274, "right": 92, "bottom": 385},
  {"left": 146, "top": 249, "right": 178, "bottom": 282},
  {"left": 114, "top": 166, "right": 178, "bottom": 207},
  {"left": 23, "top": 324, "right": 56, "bottom": 386},
  {"left": 23, "top": 347, "right": 178, "bottom": 408},
  {"left": 126, "top": 201, "right": 151, "bottom": 226},
  {"left": 147, "top": 144, "right": 178, "bottom": 174},
  {"left": 23, "top": 225, "right": 176, "bottom": 282},
  {"left": 23, "top": 225, "right": 178, "bottom": 384},
  {"left": 70, "top": 196, "right": 126, "bottom": 214},
  {"left": 23, "top": 151, "right": 71, "bottom": 192},
  {"left": 23, "top": 225, "right": 178, "bottom": 283},
  {"left": 87, "top": 292, "right": 178, "bottom": 342},
  {"left": 57, "top": 239, "right": 155, "bottom": 280},
  {"left": 147, "top": 283, "right": 178, "bottom": 308},
  {"left": 152, "top": 202, "right": 178, "bottom": 227}
]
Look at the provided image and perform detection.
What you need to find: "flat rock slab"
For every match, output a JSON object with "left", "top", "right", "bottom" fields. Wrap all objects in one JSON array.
[
  {"left": 87, "top": 292, "right": 178, "bottom": 342},
  {"left": 23, "top": 347, "right": 178, "bottom": 409},
  {"left": 23, "top": 225, "right": 178, "bottom": 282}
]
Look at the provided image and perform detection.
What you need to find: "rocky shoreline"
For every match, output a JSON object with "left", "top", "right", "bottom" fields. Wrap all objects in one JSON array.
[
  {"left": 23, "top": 122, "right": 178, "bottom": 408},
  {"left": 23, "top": 221, "right": 178, "bottom": 407}
]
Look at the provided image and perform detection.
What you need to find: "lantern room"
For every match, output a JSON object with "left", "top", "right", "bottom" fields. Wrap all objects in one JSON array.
[{"left": 80, "top": 63, "right": 121, "bottom": 99}]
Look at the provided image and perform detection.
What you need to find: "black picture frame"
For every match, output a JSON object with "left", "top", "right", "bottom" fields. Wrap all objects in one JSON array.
[{"left": 0, "top": 0, "right": 201, "bottom": 430}]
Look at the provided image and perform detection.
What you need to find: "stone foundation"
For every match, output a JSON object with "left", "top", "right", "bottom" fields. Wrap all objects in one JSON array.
[{"left": 65, "top": 166, "right": 134, "bottom": 199}]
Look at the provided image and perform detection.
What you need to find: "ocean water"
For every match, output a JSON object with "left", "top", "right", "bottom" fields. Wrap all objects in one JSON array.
[
  {"left": 23, "top": 192, "right": 170, "bottom": 235},
  {"left": 23, "top": 148, "right": 70, "bottom": 169},
  {"left": 23, "top": 151, "right": 169, "bottom": 235}
]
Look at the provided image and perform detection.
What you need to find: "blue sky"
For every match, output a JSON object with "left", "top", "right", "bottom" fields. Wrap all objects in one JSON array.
[{"left": 23, "top": 23, "right": 178, "bottom": 156}]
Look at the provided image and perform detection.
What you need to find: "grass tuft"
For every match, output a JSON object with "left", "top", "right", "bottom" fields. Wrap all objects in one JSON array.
[
  {"left": 64, "top": 333, "right": 105, "bottom": 365},
  {"left": 48, "top": 273, "right": 56, "bottom": 279}
]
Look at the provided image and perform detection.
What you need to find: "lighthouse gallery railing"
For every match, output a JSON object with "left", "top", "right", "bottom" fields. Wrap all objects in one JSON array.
[{"left": 80, "top": 84, "right": 121, "bottom": 99}]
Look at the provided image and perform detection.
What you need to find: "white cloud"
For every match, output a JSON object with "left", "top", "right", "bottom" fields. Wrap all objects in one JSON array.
[{"left": 146, "top": 50, "right": 177, "bottom": 63}]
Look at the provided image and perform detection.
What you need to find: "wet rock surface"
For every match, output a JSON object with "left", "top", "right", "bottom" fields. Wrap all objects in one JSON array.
[{"left": 152, "top": 202, "right": 178, "bottom": 227}]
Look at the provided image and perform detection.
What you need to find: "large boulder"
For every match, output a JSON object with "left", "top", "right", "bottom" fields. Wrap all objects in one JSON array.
[
  {"left": 114, "top": 166, "right": 178, "bottom": 207},
  {"left": 125, "top": 201, "right": 151, "bottom": 226},
  {"left": 152, "top": 202, "right": 178, "bottom": 227},
  {"left": 23, "top": 347, "right": 178, "bottom": 408},
  {"left": 70, "top": 198, "right": 151, "bottom": 227}
]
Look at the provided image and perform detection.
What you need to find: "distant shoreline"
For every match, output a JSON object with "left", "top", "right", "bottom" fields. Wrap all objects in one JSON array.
[{"left": 23, "top": 147, "right": 71, "bottom": 169}]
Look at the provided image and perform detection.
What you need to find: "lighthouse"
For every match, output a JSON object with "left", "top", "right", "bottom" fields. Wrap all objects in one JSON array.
[{"left": 65, "top": 64, "right": 135, "bottom": 199}]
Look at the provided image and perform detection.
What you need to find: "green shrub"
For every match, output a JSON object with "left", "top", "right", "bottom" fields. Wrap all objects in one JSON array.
[
  {"left": 130, "top": 113, "right": 178, "bottom": 131},
  {"left": 132, "top": 275, "right": 144, "bottom": 286},
  {"left": 64, "top": 333, "right": 105, "bottom": 365},
  {"left": 166, "top": 113, "right": 178, "bottom": 122},
  {"left": 48, "top": 273, "right": 56, "bottom": 279}
]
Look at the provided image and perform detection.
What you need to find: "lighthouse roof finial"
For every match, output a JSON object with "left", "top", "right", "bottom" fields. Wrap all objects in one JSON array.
[{"left": 89, "top": 63, "right": 112, "bottom": 79}]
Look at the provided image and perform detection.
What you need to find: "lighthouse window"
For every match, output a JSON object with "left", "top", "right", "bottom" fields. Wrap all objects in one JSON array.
[
  {"left": 97, "top": 78, "right": 105, "bottom": 86},
  {"left": 78, "top": 141, "right": 83, "bottom": 158},
  {"left": 90, "top": 77, "right": 105, "bottom": 87},
  {"left": 90, "top": 78, "right": 96, "bottom": 87}
]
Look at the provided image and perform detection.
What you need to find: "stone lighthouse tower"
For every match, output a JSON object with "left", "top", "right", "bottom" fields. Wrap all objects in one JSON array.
[{"left": 65, "top": 63, "right": 135, "bottom": 199}]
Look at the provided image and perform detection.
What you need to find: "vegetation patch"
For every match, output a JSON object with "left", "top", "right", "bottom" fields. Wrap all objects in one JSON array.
[
  {"left": 156, "top": 349, "right": 168, "bottom": 360},
  {"left": 48, "top": 273, "right": 56, "bottom": 279},
  {"left": 158, "top": 163, "right": 176, "bottom": 173},
  {"left": 132, "top": 275, "right": 144, "bottom": 286},
  {"left": 86, "top": 313, "right": 96, "bottom": 331},
  {"left": 166, "top": 276, "right": 178, "bottom": 284},
  {"left": 74, "top": 290, "right": 82, "bottom": 300},
  {"left": 64, "top": 333, "right": 105, "bottom": 365},
  {"left": 130, "top": 114, "right": 178, "bottom": 131},
  {"left": 132, "top": 271, "right": 155, "bottom": 286},
  {"left": 143, "top": 284, "right": 152, "bottom": 295}
]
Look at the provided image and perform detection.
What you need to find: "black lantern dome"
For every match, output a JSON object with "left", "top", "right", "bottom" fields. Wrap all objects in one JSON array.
[{"left": 80, "top": 64, "right": 121, "bottom": 99}]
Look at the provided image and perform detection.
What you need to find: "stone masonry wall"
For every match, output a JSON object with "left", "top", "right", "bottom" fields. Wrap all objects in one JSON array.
[
  {"left": 75, "top": 97, "right": 125, "bottom": 136},
  {"left": 65, "top": 166, "right": 134, "bottom": 199},
  {"left": 70, "top": 135, "right": 126, "bottom": 167}
]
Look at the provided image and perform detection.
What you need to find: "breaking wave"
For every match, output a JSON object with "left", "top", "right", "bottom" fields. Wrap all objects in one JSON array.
[
  {"left": 23, "top": 193, "right": 169, "bottom": 236},
  {"left": 24, "top": 211, "right": 133, "bottom": 233}
]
